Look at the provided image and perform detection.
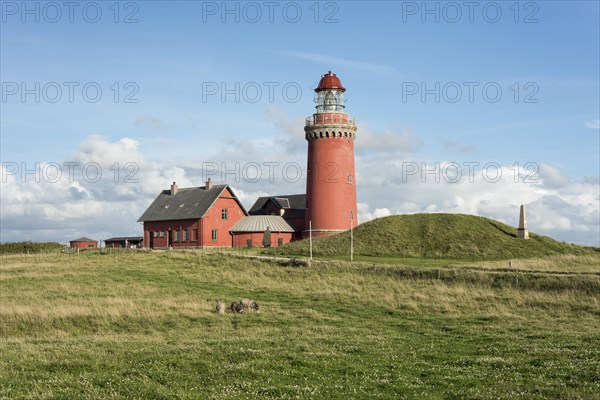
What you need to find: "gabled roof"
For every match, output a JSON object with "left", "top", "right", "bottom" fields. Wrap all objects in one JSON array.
[
  {"left": 249, "top": 194, "right": 306, "bottom": 214},
  {"left": 105, "top": 236, "right": 143, "bottom": 242},
  {"left": 273, "top": 197, "right": 290, "bottom": 209},
  {"left": 138, "top": 184, "right": 246, "bottom": 222},
  {"left": 230, "top": 215, "right": 295, "bottom": 233},
  {"left": 71, "top": 237, "right": 96, "bottom": 242}
]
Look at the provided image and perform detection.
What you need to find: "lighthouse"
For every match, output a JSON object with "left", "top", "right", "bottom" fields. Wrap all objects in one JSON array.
[{"left": 304, "top": 71, "right": 358, "bottom": 238}]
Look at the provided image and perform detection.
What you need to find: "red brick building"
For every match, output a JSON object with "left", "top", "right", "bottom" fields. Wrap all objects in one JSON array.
[
  {"left": 70, "top": 237, "right": 98, "bottom": 249},
  {"left": 230, "top": 215, "right": 295, "bottom": 247},
  {"left": 304, "top": 71, "right": 358, "bottom": 237},
  {"left": 136, "top": 71, "right": 357, "bottom": 248},
  {"left": 248, "top": 194, "right": 306, "bottom": 239},
  {"left": 240, "top": 72, "right": 358, "bottom": 242},
  {"left": 138, "top": 179, "right": 246, "bottom": 249}
]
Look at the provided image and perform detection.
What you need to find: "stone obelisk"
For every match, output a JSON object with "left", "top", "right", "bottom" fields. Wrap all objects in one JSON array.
[{"left": 517, "top": 204, "right": 529, "bottom": 239}]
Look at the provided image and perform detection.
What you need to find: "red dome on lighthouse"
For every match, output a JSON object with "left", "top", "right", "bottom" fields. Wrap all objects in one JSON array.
[{"left": 315, "top": 71, "right": 346, "bottom": 92}]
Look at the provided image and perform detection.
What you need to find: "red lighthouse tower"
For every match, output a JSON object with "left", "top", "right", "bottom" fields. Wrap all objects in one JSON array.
[{"left": 304, "top": 71, "right": 358, "bottom": 238}]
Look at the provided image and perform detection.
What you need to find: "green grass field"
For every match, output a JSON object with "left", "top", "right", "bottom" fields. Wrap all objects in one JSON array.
[{"left": 1, "top": 249, "right": 599, "bottom": 399}]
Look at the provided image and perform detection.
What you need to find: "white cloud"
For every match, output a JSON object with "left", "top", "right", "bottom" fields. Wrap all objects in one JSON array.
[
  {"left": 355, "top": 159, "right": 599, "bottom": 246},
  {"left": 538, "top": 163, "right": 570, "bottom": 187},
  {"left": 357, "top": 124, "right": 421, "bottom": 154},
  {"left": 134, "top": 115, "right": 169, "bottom": 132},
  {"left": 262, "top": 106, "right": 305, "bottom": 153},
  {"left": 584, "top": 119, "right": 600, "bottom": 129},
  {"left": 0, "top": 130, "right": 311, "bottom": 244},
  {"left": 73, "top": 135, "right": 143, "bottom": 166},
  {"left": 2, "top": 130, "right": 599, "bottom": 247},
  {"left": 357, "top": 204, "right": 391, "bottom": 221},
  {"left": 0, "top": 136, "right": 194, "bottom": 243}
]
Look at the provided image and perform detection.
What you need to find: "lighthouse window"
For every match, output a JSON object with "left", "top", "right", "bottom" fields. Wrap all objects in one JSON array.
[{"left": 348, "top": 174, "right": 352, "bottom": 184}]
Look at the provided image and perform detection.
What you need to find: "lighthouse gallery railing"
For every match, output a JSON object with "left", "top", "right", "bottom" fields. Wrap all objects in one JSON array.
[{"left": 305, "top": 114, "right": 356, "bottom": 127}]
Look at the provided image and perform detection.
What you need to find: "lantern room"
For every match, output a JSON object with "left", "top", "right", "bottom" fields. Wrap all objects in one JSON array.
[{"left": 314, "top": 71, "right": 346, "bottom": 113}]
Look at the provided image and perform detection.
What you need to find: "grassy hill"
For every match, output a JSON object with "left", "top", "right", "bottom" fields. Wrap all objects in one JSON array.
[{"left": 278, "top": 214, "right": 599, "bottom": 260}]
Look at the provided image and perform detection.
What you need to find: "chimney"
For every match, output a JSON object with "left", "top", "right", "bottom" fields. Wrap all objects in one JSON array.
[
  {"left": 170, "top": 181, "right": 178, "bottom": 196},
  {"left": 206, "top": 178, "right": 213, "bottom": 190}
]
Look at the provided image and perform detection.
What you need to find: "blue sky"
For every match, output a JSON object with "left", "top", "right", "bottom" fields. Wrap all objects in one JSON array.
[{"left": 1, "top": 1, "right": 599, "bottom": 245}]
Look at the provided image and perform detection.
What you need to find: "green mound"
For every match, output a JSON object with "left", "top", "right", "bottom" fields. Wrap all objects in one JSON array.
[{"left": 279, "top": 214, "right": 599, "bottom": 260}]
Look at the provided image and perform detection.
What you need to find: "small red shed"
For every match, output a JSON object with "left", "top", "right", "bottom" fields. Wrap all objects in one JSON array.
[
  {"left": 70, "top": 237, "right": 98, "bottom": 249},
  {"left": 230, "top": 215, "right": 295, "bottom": 247}
]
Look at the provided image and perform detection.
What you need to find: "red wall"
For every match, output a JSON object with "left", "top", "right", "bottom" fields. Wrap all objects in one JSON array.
[
  {"left": 201, "top": 187, "right": 246, "bottom": 247},
  {"left": 305, "top": 119, "right": 357, "bottom": 237},
  {"left": 70, "top": 241, "right": 98, "bottom": 249},
  {"left": 144, "top": 219, "right": 200, "bottom": 249},
  {"left": 232, "top": 232, "right": 293, "bottom": 247},
  {"left": 143, "top": 187, "right": 246, "bottom": 248}
]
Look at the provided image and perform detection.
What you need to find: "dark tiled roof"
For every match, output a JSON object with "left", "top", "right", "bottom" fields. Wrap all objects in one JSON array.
[
  {"left": 249, "top": 194, "right": 306, "bottom": 214},
  {"left": 248, "top": 198, "right": 269, "bottom": 213},
  {"left": 273, "top": 197, "right": 290, "bottom": 208},
  {"left": 138, "top": 185, "right": 244, "bottom": 222},
  {"left": 71, "top": 237, "right": 96, "bottom": 242},
  {"left": 105, "top": 236, "right": 143, "bottom": 242}
]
